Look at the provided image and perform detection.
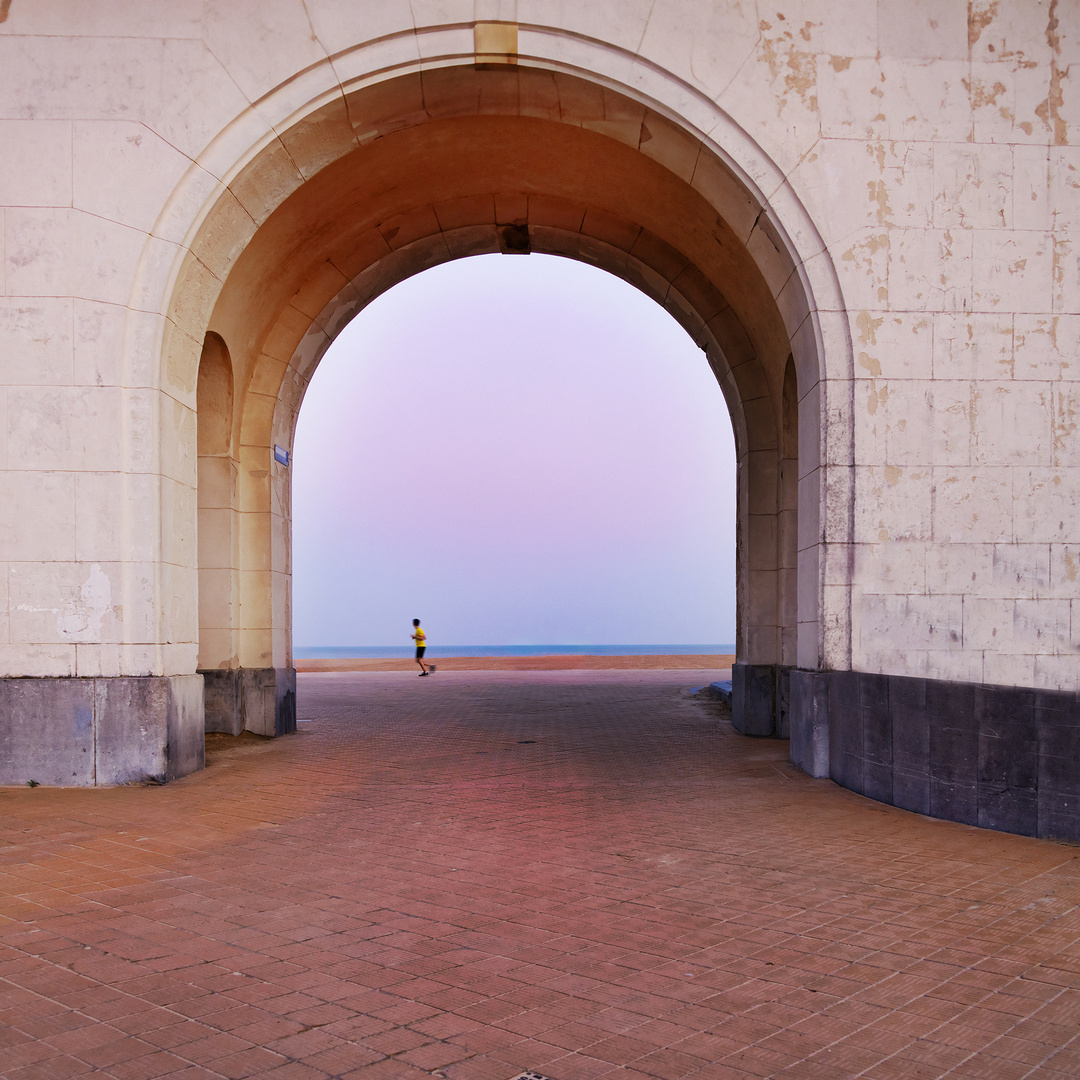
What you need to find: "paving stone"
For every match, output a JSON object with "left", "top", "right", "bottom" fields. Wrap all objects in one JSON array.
[{"left": 1, "top": 670, "right": 1079, "bottom": 1079}]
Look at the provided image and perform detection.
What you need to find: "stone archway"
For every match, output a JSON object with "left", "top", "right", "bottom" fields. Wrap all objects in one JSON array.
[
  {"left": 5, "top": 3, "right": 1077, "bottom": 841},
  {"left": 167, "top": 63, "right": 844, "bottom": 742}
]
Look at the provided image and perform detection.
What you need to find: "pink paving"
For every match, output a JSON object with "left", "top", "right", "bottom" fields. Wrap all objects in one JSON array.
[{"left": 2, "top": 669, "right": 1080, "bottom": 1080}]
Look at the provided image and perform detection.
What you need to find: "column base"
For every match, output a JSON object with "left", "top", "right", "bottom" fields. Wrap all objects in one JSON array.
[
  {"left": 789, "top": 669, "right": 830, "bottom": 777},
  {"left": 731, "top": 663, "right": 791, "bottom": 737},
  {"left": 199, "top": 667, "right": 296, "bottom": 737},
  {"left": 0, "top": 675, "right": 204, "bottom": 786}
]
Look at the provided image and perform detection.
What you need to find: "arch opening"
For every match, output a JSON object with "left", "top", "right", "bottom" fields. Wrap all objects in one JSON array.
[
  {"left": 173, "top": 64, "right": 829, "bottom": 742},
  {"left": 291, "top": 253, "right": 738, "bottom": 654}
]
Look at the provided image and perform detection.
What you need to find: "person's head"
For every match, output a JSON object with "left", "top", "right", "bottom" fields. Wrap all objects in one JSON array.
[{"left": 413, "top": 618, "right": 420, "bottom": 626}]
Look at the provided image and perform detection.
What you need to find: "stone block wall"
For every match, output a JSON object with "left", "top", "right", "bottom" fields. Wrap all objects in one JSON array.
[{"left": 0, "top": 1, "right": 1075, "bottom": 813}]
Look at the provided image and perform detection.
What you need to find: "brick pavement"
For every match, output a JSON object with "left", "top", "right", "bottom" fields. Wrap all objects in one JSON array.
[{"left": 2, "top": 670, "right": 1080, "bottom": 1080}]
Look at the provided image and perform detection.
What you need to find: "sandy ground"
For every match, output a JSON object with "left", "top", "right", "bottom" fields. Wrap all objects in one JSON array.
[{"left": 295, "top": 653, "right": 736, "bottom": 672}]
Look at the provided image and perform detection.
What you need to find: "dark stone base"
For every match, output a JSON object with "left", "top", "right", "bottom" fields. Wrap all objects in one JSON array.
[
  {"left": 732, "top": 663, "right": 791, "bottom": 737},
  {"left": 198, "top": 667, "right": 296, "bottom": 737},
  {"left": 202, "top": 668, "right": 244, "bottom": 735},
  {"left": 0, "top": 675, "right": 204, "bottom": 786},
  {"left": 786, "top": 669, "right": 1080, "bottom": 843},
  {"left": 790, "top": 670, "right": 829, "bottom": 777}
]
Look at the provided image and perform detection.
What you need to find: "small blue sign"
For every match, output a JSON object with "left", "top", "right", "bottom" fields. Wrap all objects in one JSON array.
[{"left": 274, "top": 444, "right": 290, "bottom": 466}]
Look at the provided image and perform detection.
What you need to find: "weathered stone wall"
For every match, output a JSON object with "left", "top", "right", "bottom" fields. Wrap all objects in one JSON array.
[{"left": 0, "top": 2, "right": 1076, "bottom": 822}]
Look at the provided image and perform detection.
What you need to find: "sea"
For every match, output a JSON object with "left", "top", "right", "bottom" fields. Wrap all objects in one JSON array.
[{"left": 294, "top": 644, "right": 737, "bottom": 660}]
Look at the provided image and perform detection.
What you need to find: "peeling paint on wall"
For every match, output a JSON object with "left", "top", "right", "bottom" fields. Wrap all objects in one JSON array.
[{"left": 58, "top": 565, "right": 112, "bottom": 641}]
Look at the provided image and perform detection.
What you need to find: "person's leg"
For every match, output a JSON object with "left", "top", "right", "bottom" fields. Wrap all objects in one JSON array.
[{"left": 416, "top": 647, "right": 428, "bottom": 674}]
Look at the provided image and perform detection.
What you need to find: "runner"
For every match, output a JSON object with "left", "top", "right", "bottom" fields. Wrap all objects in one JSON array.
[{"left": 411, "top": 619, "right": 436, "bottom": 676}]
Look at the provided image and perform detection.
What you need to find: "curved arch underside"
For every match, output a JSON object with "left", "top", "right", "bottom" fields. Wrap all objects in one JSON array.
[{"left": 178, "top": 65, "right": 825, "bottom": 735}]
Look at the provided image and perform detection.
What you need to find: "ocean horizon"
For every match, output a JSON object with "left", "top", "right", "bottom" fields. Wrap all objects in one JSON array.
[{"left": 294, "top": 643, "right": 737, "bottom": 660}]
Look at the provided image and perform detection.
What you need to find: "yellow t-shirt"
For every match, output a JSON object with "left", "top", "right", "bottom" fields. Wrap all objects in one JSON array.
[{"left": 412, "top": 626, "right": 426, "bottom": 646}]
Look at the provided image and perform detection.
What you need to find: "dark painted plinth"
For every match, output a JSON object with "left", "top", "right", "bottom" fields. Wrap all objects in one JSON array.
[
  {"left": 732, "top": 662, "right": 791, "bottom": 737},
  {"left": 786, "top": 669, "right": 1080, "bottom": 843},
  {"left": 0, "top": 674, "right": 204, "bottom": 786},
  {"left": 202, "top": 669, "right": 244, "bottom": 735},
  {"left": 244, "top": 667, "right": 297, "bottom": 737},
  {"left": 198, "top": 666, "right": 296, "bottom": 737},
  {"left": 790, "top": 669, "right": 829, "bottom": 778}
]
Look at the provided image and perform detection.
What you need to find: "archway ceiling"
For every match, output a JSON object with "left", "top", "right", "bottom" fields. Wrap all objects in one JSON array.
[{"left": 207, "top": 113, "right": 792, "bottom": 409}]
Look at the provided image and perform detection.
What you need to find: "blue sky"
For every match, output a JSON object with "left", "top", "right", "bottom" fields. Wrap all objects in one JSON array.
[{"left": 291, "top": 254, "right": 736, "bottom": 647}]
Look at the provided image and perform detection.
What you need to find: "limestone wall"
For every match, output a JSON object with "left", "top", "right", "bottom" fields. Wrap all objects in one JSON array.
[{"left": 0, "top": 0, "right": 1076, "bottom": 693}]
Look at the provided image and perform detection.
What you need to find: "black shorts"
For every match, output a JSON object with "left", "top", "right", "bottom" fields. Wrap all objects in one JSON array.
[{"left": 416, "top": 646, "right": 426, "bottom": 658}]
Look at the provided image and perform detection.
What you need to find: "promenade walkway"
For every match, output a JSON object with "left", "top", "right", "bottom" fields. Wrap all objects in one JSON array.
[{"left": 2, "top": 670, "right": 1079, "bottom": 1080}]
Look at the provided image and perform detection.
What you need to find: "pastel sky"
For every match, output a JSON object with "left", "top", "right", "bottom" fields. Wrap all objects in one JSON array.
[{"left": 291, "top": 254, "right": 737, "bottom": 647}]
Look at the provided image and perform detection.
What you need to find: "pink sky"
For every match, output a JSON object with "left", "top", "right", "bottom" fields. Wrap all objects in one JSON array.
[{"left": 291, "top": 254, "right": 736, "bottom": 647}]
